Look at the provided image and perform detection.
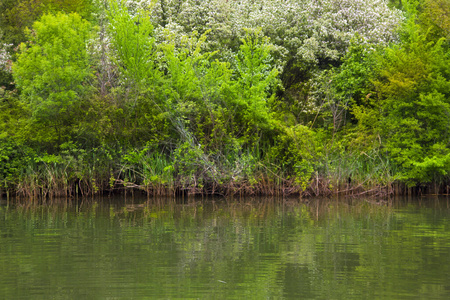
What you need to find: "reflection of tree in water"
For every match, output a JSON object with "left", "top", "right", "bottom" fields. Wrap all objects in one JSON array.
[
  {"left": 279, "top": 264, "right": 314, "bottom": 299},
  {"left": 1, "top": 197, "right": 450, "bottom": 298}
]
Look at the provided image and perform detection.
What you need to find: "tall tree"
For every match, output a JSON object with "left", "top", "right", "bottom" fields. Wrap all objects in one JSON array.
[{"left": 12, "top": 12, "right": 94, "bottom": 144}]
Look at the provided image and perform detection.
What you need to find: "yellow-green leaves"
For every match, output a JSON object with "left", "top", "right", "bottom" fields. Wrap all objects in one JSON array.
[
  {"left": 12, "top": 12, "right": 93, "bottom": 142},
  {"left": 372, "top": 9, "right": 450, "bottom": 184},
  {"left": 235, "top": 29, "right": 279, "bottom": 132},
  {"left": 107, "top": 0, "right": 158, "bottom": 92}
]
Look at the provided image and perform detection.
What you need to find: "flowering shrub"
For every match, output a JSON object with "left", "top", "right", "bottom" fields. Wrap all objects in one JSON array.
[
  {"left": 0, "top": 27, "right": 14, "bottom": 89},
  {"left": 0, "top": 29, "right": 12, "bottom": 72},
  {"left": 122, "top": 0, "right": 403, "bottom": 70},
  {"left": 0, "top": 45, "right": 11, "bottom": 72}
]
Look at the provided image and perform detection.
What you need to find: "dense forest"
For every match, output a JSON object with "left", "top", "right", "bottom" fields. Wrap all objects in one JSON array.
[{"left": 1, "top": 0, "right": 449, "bottom": 198}]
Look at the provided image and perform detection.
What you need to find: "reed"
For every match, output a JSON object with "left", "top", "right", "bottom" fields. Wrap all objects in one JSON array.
[
  {"left": 317, "top": 147, "right": 397, "bottom": 198},
  {"left": 11, "top": 149, "right": 115, "bottom": 200},
  {"left": 6, "top": 141, "right": 450, "bottom": 201},
  {"left": 117, "top": 147, "right": 176, "bottom": 196}
]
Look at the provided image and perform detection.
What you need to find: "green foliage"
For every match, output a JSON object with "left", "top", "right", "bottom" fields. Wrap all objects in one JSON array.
[
  {"left": 0, "top": 89, "right": 29, "bottom": 140},
  {"left": 157, "top": 30, "right": 231, "bottom": 154},
  {"left": 371, "top": 8, "right": 450, "bottom": 184},
  {"left": 317, "top": 39, "right": 380, "bottom": 149},
  {"left": 0, "top": 140, "right": 33, "bottom": 188},
  {"left": 121, "top": 143, "right": 174, "bottom": 187},
  {"left": 172, "top": 141, "right": 211, "bottom": 186},
  {"left": 160, "top": 31, "right": 217, "bottom": 119},
  {"left": 4, "top": 0, "right": 450, "bottom": 195},
  {"left": 234, "top": 29, "right": 279, "bottom": 133},
  {"left": 20, "top": 142, "right": 115, "bottom": 197},
  {"left": 106, "top": 0, "right": 159, "bottom": 92},
  {"left": 0, "top": 0, "right": 96, "bottom": 46},
  {"left": 330, "top": 39, "right": 377, "bottom": 109},
  {"left": 270, "top": 125, "right": 323, "bottom": 190},
  {"left": 159, "top": 29, "right": 279, "bottom": 151},
  {"left": 12, "top": 12, "right": 94, "bottom": 144},
  {"left": 419, "top": 0, "right": 450, "bottom": 40}
]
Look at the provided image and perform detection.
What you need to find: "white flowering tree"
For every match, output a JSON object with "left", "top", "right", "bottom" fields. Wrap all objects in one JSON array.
[
  {"left": 0, "top": 45, "right": 11, "bottom": 73},
  {"left": 122, "top": 0, "right": 403, "bottom": 70},
  {"left": 0, "top": 30, "right": 12, "bottom": 88}
]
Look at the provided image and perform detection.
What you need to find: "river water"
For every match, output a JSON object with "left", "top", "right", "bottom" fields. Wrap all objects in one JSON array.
[{"left": 1, "top": 196, "right": 449, "bottom": 299}]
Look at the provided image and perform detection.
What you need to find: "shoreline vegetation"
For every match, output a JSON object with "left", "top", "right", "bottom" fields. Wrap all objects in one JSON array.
[{"left": 1, "top": 0, "right": 450, "bottom": 200}]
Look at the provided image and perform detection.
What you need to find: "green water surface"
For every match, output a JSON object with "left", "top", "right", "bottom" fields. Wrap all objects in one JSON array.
[{"left": 1, "top": 197, "right": 449, "bottom": 299}]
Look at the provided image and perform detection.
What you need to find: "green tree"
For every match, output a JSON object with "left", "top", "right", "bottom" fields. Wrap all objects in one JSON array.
[
  {"left": 371, "top": 8, "right": 450, "bottom": 184},
  {"left": 105, "top": 0, "right": 169, "bottom": 147},
  {"left": 106, "top": 0, "right": 159, "bottom": 93},
  {"left": 419, "top": 0, "right": 450, "bottom": 40},
  {"left": 12, "top": 12, "right": 94, "bottom": 145},
  {"left": 234, "top": 30, "right": 279, "bottom": 132},
  {"left": 0, "top": 0, "right": 95, "bottom": 46}
]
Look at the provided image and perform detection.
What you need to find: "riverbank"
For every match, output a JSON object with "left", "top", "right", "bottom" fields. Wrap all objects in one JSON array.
[{"left": 1, "top": 150, "right": 447, "bottom": 200}]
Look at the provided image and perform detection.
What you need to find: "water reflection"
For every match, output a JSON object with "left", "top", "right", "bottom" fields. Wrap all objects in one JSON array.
[{"left": 1, "top": 196, "right": 450, "bottom": 299}]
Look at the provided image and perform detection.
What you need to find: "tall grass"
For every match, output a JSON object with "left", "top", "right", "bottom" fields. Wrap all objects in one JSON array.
[
  {"left": 316, "top": 147, "right": 397, "bottom": 197},
  {"left": 6, "top": 139, "right": 448, "bottom": 200},
  {"left": 12, "top": 149, "right": 114, "bottom": 200},
  {"left": 118, "top": 147, "right": 175, "bottom": 195}
]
